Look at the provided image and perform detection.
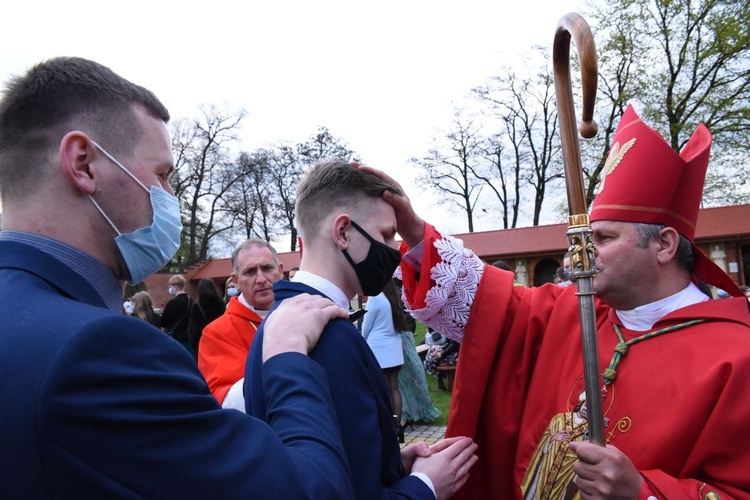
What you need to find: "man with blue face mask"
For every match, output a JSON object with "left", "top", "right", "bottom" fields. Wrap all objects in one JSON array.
[{"left": 0, "top": 57, "right": 360, "bottom": 497}]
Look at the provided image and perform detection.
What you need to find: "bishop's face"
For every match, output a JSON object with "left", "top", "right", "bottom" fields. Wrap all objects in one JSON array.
[{"left": 591, "top": 220, "right": 660, "bottom": 310}]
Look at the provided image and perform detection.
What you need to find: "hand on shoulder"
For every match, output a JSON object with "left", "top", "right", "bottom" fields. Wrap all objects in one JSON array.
[{"left": 262, "top": 294, "right": 348, "bottom": 361}]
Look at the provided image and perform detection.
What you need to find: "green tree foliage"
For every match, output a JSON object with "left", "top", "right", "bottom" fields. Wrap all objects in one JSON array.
[{"left": 583, "top": 0, "right": 750, "bottom": 204}]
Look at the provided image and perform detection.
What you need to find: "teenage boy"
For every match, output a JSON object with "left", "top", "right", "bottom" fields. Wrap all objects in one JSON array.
[{"left": 245, "top": 159, "right": 478, "bottom": 499}]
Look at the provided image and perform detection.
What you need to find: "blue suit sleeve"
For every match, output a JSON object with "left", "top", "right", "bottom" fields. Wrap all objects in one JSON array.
[
  {"left": 36, "top": 315, "right": 353, "bottom": 498},
  {"left": 262, "top": 352, "right": 354, "bottom": 499}
]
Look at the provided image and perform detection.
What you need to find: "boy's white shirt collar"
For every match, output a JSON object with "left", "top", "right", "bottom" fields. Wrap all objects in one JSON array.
[{"left": 291, "top": 270, "right": 350, "bottom": 309}]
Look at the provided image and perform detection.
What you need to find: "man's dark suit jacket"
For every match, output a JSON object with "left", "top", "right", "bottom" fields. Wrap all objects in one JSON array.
[
  {"left": 0, "top": 240, "right": 352, "bottom": 498},
  {"left": 245, "top": 280, "right": 435, "bottom": 500}
]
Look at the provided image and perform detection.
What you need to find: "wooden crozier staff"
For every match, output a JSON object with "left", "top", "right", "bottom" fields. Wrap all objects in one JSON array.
[{"left": 552, "top": 13, "right": 606, "bottom": 446}]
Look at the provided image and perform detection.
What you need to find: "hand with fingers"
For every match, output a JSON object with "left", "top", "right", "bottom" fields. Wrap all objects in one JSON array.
[
  {"left": 262, "top": 294, "right": 348, "bottom": 361},
  {"left": 411, "top": 436, "right": 479, "bottom": 500},
  {"left": 352, "top": 161, "right": 426, "bottom": 248},
  {"left": 400, "top": 441, "right": 432, "bottom": 474},
  {"left": 569, "top": 441, "right": 643, "bottom": 499}
]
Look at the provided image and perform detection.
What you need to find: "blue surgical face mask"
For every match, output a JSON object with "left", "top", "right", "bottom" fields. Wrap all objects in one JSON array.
[
  {"left": 89, "top": 141, "right": 183, "bottom": 286},
  {"left": 227, "top": 287, "right": 239, "bottom": 297}
]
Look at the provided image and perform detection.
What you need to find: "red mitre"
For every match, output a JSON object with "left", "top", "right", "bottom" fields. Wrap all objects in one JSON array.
[{"left": 590, "top": 104, "right": 742, "bottom": 297}]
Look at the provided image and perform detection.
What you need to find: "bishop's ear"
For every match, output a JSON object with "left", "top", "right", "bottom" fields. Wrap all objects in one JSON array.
[
  {"left": 59, "top": 131, "right": 97, "bottom": 195},
  {"left": 656, "top": 227, "right": 681, "bottom": 264}
]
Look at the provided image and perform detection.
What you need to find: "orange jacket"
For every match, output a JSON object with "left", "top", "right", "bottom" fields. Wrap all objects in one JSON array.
[{"left": 198, "top": 297, "right": 261, "bottom": 404}]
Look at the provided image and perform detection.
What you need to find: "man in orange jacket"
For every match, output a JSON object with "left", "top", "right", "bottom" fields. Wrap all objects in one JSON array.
[{"left": 198, "top": 239, "right": 283, "bottom": 410}]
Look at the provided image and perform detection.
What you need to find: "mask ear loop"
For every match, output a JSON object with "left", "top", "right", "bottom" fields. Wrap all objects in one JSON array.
[
  {"left": 91, "top": 140, "right": 150, "bottom": 194},
  {"left": 88, "top": 195, "right": 122, "bottom": 236},
  {"left": 88, "top": 140, "right": 151, "bottom": 236}
]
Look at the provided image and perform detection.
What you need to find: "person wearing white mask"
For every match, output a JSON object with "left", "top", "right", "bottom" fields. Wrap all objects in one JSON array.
[
  {"left": 123, "top": 299, "right": 135, "bottom": 315},
  {"left": 198, "top": 239, "right": 284, "bottom": 411},
  {"left": 223, "top": 276, "right": 239, "bottom": 304},
  {"left": 0, "top": 56, "right": 372, "bottom": 498}
]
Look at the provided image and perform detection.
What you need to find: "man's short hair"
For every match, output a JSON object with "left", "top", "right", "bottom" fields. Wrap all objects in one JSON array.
[
  {"left": 556, "top": 266, "right": 566, "bottom": 280},
  {"left": 491, "top": 260, "right": 511, "bottom": 271},
  {"left": 231, "top": 239, "right": 279, "bottom": 274},
  {"left": 633, "top": 223, "right": 694, "bottom": 272},
  {"left": 0, "top": 57, "right": 170, "bottom": 202},
  {"left": 295, "top": 158, "right": 401, "bottom": 242},
  {"left": 168, "top": 275, "right": 186, "bottom": 288}
]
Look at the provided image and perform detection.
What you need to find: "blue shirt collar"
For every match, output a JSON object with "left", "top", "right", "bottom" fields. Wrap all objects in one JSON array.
[{"left": 0, "top": 230, "right": 124, "bottom": 312}]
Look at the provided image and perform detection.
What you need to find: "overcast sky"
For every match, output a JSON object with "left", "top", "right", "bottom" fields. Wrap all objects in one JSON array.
[{"left": 1, "top": 0, "right": 584, "bottom": 250}]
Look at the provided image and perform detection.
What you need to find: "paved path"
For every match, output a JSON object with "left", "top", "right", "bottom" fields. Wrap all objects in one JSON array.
[{"left": 399, "top": 423, "right": 446, "bottom": 448}]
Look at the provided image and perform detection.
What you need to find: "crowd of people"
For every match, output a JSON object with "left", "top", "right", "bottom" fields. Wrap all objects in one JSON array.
[{"left": 1, "top": 55, "right": 748, "bottom": 499}]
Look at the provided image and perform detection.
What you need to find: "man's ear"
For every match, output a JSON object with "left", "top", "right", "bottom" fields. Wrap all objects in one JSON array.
[
  {"left": 59, "top": 131, "right": 97, "bottom": 195},
  {"left": 332, "top": 214, "right": 352, "bottom": 250},
  {"left": 656, "top": 227, "right": 680, "bottom": 264}
]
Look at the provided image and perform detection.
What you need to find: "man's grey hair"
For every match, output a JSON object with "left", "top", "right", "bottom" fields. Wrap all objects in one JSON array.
[
  {"left": 633, "top": 223, "right": 694, "bottom": 272},
  {"left": 231, "top": 239, "right": 280, "bottom": 274}
]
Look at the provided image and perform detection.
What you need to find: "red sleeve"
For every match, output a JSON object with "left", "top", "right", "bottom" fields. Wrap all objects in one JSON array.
[
  {"left": 636, "top": 478, "right": 658, "bottom": 500},
  {"left": 641, "top": 470, "right": 744, "bottom": 499},
  {"left": 400, "top": 222, "right": 444, "bottom": 311}
]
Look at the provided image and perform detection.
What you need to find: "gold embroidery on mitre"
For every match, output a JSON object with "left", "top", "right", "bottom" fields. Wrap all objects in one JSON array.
[{"left": 595, "top": 137, "right": 637, "bottom": 195}]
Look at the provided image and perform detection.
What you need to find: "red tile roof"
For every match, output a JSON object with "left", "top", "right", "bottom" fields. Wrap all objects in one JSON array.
[{"left": 695, "top": 204, "right": 750, "bottom": 239}]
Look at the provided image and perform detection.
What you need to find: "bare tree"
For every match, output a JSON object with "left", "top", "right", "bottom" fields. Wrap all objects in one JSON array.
[
  {"left": 224, "top": 150, "right": 277, "bottom": 243},
  {"left": 267, "top": 127, "right": 356, "bottom": 251},
  {"left": 474, "top": 51, "right": 563, "bottom": 225},
  {"left": 296, "top": 127, "right": 355, "bottom": 164},
  {"left": 412, "top": 108, "right": 485, "bottom": 232},
  {"left": 267, "top": 144, "right": 304, "bottom": 251},
  {"left": 475, "top": 132, "right": 521, "bottom": 229},
  {"left": 170, "top": 105, "right": 247, "bottom": 266}
]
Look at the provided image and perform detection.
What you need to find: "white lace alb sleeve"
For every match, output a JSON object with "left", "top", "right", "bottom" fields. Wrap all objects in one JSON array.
[{"left": 403, "top": 233, "right": 484, "bottom": 343}]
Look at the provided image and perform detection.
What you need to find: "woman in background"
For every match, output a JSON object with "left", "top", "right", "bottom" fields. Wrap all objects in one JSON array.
[
  {"left": 362, "top": 279, "right": 406, "bottom": 440},
  {"left": 131, "top": 291, "right": 161, "bottom": 328},
  {"left": 188, "top": 278, "right": 226, "bottom": 357},
  {"left": 395, "top": 284, "right": 441, "bottom": 427},
  {"left": 223, "top": 276, "right": 238, "bottom": 304}
]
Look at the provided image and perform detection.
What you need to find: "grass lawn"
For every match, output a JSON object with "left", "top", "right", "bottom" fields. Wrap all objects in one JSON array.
[{"left": 414, "top": 323, "right": 452, "bottom": 426}]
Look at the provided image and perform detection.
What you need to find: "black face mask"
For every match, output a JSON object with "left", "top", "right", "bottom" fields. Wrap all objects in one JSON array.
[{"left": 342, "top": 220, "right": 401, "bottom": 296}]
